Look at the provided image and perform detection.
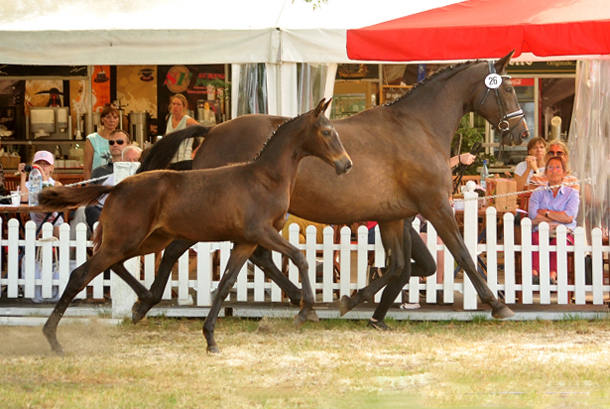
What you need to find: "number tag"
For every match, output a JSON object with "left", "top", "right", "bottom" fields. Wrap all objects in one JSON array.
[{"left": 485, "top": 73, "right": 502, "bottom": 89}]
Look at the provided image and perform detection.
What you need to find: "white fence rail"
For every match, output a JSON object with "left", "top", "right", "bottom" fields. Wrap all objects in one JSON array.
[{"left": 1, "top": 195, "right": 609, "bottom": 314}]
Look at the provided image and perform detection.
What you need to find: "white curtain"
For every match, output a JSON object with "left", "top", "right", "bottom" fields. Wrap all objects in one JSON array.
[
  {"left": 232, "top": 62, "right": 337, "bottom": 118},
  {"left": 568, "top": 59, "right": 610, "bottom": 237}
]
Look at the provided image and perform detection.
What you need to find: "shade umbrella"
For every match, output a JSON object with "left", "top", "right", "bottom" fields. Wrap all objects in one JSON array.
[{"left": 346, "top": 0, "right": 610, "bottom": 61}]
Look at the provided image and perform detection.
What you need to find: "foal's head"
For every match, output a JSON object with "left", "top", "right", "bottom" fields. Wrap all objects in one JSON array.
[{"left": 301, "top": 98, "right": 352, "bottom": 175}]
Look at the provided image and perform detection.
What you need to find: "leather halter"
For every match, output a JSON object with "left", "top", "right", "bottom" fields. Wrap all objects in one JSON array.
[{"left": 476, "top": 61, "right": 526, "bottom": 141}]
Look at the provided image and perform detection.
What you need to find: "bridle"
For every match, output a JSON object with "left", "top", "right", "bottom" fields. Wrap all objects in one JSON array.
[{"left": 476, "top": 61, "right": 526, "bottom": 144}]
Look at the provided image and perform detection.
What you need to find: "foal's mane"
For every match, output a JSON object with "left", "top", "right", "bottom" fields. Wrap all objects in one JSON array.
[
  {"left": 249, "top": 111, "right": 306, "bottom": 163},
  {"left": 384, "top": 59, "right": 484, "bottom": 107}
]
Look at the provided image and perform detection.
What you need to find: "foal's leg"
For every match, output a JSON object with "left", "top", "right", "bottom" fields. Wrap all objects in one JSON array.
[
  {"left": 255, "top": 228, "right": 317, "bottom": 327},
  {"left": 43, "top": 251, "right": 117, "bottom": 354},
  {"left": 132, "top": 239, "right": 195, "bottom": 324},
  {"left": 424, "top": 201, "right": 514, "bottom": 319},
  {"left": 248, "top": 246, "right": 302, "bottom": 305},
  {"left": 340, "top": 219, "right": 406, "bottom": 316},
  {"left": 109, "top": 262, "right": 153, "bottom": 301},
  {"left": 203, "top": 243, "right": 257, "bottom": 353}
]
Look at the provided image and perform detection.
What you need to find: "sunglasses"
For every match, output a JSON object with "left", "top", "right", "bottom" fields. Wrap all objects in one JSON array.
[
  {"left": 548, "top": 150, "right": 565, "bottom": 156},
  {"left": 109, "top": 139, "right": 125, "bottom": 146}
]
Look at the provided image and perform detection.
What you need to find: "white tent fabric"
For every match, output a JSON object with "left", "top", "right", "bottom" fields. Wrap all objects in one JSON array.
[{"left": 0, "top": 0, "right": 461, "bottom": 65}]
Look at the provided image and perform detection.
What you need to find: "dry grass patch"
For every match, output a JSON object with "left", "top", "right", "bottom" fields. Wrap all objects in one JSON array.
[{"left": 1, "top": 317, "right": 610, "bottom": 408}]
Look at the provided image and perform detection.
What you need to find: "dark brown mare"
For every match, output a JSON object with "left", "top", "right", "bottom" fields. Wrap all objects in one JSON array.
[
  {"left": 137, "top": 51, "right": 529, "bottom": 325},
  {"left": 38, "top": 99, "right": 352, "bottom": 354}
]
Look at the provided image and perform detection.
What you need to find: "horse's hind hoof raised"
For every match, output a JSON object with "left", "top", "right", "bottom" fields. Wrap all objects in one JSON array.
[
  {"left": 340, "top": 295, "right": 353, "bottom": 317},
  {"left": 492, "top": 304, "right": 515, "bottom": 319}
]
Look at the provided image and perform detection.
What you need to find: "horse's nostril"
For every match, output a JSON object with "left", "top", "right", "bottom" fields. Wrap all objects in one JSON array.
[{"left": 522, "top": 130, "right": 530, "bottom": 139}]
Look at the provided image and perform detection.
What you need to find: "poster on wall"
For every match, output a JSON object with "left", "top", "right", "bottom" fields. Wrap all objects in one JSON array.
[
  {"left": 157, "top": 64, "right": 225, "bottom": 134},
  {"left": 91, "top": 65, "right": 111, "bottom": 113},
  {"left": 116, "top": 66, "right": 157, "bottom": 118}
]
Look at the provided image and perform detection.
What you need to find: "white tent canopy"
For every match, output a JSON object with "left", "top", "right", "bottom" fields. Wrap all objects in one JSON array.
[{"left": 0, "top": 0, "right": 460, "bottom": 65}]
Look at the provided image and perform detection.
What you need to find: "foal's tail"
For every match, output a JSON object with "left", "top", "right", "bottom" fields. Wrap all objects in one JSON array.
[
  {"left": 137, "top": 125, "right": 211, "bottom": 173},
  {"left": 38, "top": 185, "right": 114, "bottom": 210}
]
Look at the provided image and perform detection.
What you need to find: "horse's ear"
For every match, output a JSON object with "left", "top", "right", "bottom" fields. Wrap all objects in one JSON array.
[
  {"left": 494, "top": 50, "right": 515, "bottom": 73},
  {"left": 323, "top": 98, "right": 332, "bottom": 114},
  {"left": 314, "top": 98, "right": 327, "bottom": 116}
]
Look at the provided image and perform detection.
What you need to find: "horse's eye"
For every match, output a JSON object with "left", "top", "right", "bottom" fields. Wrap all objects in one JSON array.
[
  {"left": 322, "top": 130, "right": 331, "bottom": 137},
  {"left": 505, "top": 87, "right": 513, "bottom": 93}
]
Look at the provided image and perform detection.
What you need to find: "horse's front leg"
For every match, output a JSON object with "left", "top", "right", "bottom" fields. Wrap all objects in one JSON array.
[
  {"left": 248, "top": 245, "right": 302, "bottom": 306},
  {"left": 202, "top": 243, "right": 256, "bottom": 353},
  {"left": 340, "top": 219, "right": 406, "bottom": 316},
  {"left": 256, "top": 229, "right": 317, "bottom": 327},
  {"left": 425, "top": 201, "right": 514, "bottom": 319},
  {"left": 132, "top": 239, "right": 195, "bottom": 324}
]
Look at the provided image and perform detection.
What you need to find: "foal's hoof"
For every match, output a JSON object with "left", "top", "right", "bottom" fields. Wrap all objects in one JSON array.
[
  {"left": 340, "top": 295, "right": 353, "bottom": 317},
  {"left": 132, "top": 301, "right": 145, "bottom": 324},
  {"left": 207, "top": 345, "right": 220, "bottom": 354},
  {"left": 293, "top": 313, "right": 307, "bottom": 329},
  {"left": 492, "top": 304, "right": 515, "bottom": 319},
  {"left": 306, "top": 310, "right": 319, "bottom": 322}
]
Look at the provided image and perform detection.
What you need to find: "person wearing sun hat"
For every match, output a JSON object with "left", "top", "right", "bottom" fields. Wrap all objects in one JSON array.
[{"left": 18, "top": 150, "right": 64, "bottom": 235}]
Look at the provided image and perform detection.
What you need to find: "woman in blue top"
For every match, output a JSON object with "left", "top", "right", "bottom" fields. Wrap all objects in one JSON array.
[
  {"left": 83, "top": 104, "right": 120, "bottom": 180},
  {"left": 528, "top": 156, "right": 580, "bottom": 284}
]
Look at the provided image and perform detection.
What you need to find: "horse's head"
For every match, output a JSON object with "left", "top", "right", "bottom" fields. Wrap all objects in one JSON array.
[
  {"left": 474, "top": 50, "right": 529, "bottom": 147},
  {"left": 307, "top": 98, "right": 352, "bottom": 175}
]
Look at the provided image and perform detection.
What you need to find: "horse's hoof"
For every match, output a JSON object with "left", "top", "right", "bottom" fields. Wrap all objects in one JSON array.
[
  {"left": 207, "top": 345, "right": 220, "bottom": 354},
  {"left": 492, "top": 304, "right": 515, "bottom": 319},
  {"left": 306, "top": 310, "right": 319, "bottom": 322},
  {"left": 131, "top": 301, "right": 144, "bottom": 324},
  {"left": 340, "top": 295, "right": 353, "bottom": 317},
  {"left": 293, "top": 314, "right": 307, "bottom": 329}
]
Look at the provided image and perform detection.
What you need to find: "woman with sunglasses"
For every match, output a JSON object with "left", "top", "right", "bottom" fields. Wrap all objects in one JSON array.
[
  {"left": 529, "top": 140, "right": 580, "bottom": 191},
  {"left": 83, "top": 104, "right": 121, "bottom": 181}
]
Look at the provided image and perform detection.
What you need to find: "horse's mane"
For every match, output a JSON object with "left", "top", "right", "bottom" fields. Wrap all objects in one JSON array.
[
  {"left": 384, "top": 59, "right": 485, "bottom": 107},
  {"left": 249, "top": 113, "right": 303, "bottom": 163}
]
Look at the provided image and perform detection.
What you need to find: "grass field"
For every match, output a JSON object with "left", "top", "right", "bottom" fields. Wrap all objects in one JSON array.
[{"left": 2, "top": 316, "right": 610, "bottom": 409}]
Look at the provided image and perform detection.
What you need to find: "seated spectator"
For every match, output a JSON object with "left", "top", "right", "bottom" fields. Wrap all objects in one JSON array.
[
  {"left": 514, "top": 136, "right": 547, "bottom": 191},
  {"left": 529, "top": 140, "right": 579, "bottom": 191},
  {"left": 281, "top": 214, "right": 328, "bottom": 244},
  {"left": 528, "top": 156, "right": 580, "bottom": 284},
  {"left": 18, "top": 150, "right": 63, "bottom": 236},
  {"left": 85, "top": 130, "right": 133, "bottom": 230}
]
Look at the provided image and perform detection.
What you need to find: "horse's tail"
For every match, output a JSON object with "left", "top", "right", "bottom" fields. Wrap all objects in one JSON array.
[
  {"left": 137, "top": 125, "right": 211, "bottom": 173},
  {"left": 38, "top": 185, "right": 114, "bottom": 210}
]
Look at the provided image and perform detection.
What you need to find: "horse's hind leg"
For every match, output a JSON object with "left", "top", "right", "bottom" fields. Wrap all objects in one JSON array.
[
  {"left": 249, "top": 245, "right": 302, "bottom": 306},
  {"left": 203, "top": 243, "right": 256, "bottom": 353},
  {"left": 370, "top": 220, "right": 436, "bottom": 324},
  {"left": 340, "top": 219, "right": 406, "bottom": 316},
  {"left": 43, "top": 252, "right": 115, "bottom": 354},
  {"left": 132, "top": 239, "right": 195, "bottom": 324},
  {"left": 109, "top": 262, "right": 153, "bottom": 300}
]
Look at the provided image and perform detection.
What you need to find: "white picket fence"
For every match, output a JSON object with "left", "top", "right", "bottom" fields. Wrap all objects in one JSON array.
[{"left": 1, "top": 188, "right": 609, "bottom": 313}]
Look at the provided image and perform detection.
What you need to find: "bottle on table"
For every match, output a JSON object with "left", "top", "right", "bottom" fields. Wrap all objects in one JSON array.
[{"left": 28, "top": 166, "right": 43, "bottom": 206}]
